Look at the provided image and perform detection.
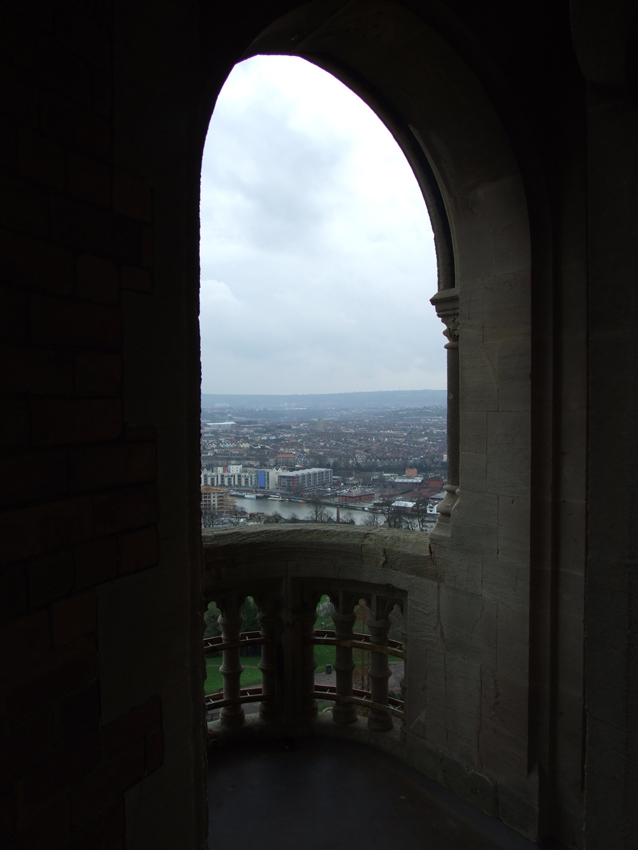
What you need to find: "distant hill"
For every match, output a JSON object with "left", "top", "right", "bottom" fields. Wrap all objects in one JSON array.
[{"left": 201, "top": 390, "right": 446, "bottom": 411}]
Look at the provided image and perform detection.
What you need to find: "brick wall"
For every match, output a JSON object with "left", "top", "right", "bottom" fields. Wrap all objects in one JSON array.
[{"left": 0, "top": 1, "right": 163, "bottom": 846}]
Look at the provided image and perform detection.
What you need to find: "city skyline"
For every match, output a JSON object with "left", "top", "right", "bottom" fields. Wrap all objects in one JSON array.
[{"left": 200, "top": 54, "right": 445, "bottom": 396}]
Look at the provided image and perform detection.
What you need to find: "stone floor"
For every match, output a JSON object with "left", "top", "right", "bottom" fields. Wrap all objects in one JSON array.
[{"left": 208, "top": 736, "right": 567, "bottom": 850}]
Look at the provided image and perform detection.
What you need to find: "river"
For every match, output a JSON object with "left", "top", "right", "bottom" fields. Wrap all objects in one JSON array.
[{"left": 234, "top": 496, "right": 369, "bottom": 525}]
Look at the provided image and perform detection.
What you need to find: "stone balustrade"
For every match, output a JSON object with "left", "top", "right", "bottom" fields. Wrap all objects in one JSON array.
[{"left": 202, "top": 524, "right": 435, "bottom": 741}]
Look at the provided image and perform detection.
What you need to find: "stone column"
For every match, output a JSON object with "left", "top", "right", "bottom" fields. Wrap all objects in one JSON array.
[
  {"left": 332, "top": 593, "right": 357, "bottom": 725},
  {"left": 217, "top": 593, "right": 245, "bottom": 729},
  {"left": 399, "top": 610, "right": 407, "bottom": 739},
  {"left": 430, "top": 288, "right": 460, "bottom": 533},
  {"left": 367, "top": 598, "right": 393, "bottom": 732},
  {"left": 256, "top": 592, "right": 283, "bottom": 723}
]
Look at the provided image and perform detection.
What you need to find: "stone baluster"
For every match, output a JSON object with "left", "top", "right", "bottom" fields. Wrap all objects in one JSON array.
[
  {"left": 399, "top": 606, "right": 407, "bottom": 739},
  {"left": 367, "top": 597, "right": 393, "bottom": 732},
  {"left": 331, "top": 592, "right": 357, "bottom": 725},
  {"left": 217, "top": 593, "right": 245, "bottom": 729},
  {"left": 256, "top": 591, "right": 283, "bottom": 723},
  {"left": 430, "top": 288, "right": 460, "bottom": 534},
  {"left": 299, "top": 604, "right": 319, "bottom": 721}
]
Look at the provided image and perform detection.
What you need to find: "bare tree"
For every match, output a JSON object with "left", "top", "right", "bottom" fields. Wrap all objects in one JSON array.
[{"left": 307, "top": 496, "right": 330, "bottom": 523}]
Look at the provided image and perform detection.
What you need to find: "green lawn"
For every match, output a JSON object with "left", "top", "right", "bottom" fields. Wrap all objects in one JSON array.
[{"left": 204, "top": 656, "right": 262, "bottom": 694}]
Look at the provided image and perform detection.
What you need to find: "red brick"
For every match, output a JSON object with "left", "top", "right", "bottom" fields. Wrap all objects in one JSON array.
[
  {"left": 68, "top": 152, "right": 110, "bottom": 208},
  {"left": 0, "top": 286, "right": 27, "bottom": 339},
  {"left": 14, "top": 795, "right": 70, "bottom": 849},
  {"left": 94, "top": 484, "right": 158, "bottom": 536},
  {"left": 75, "top": 254, "right": 118, "bottom": 304},
  {"left": 54, "top": 681, "right": 100, "bottom": 744},
  {"left": 50, "top": 197, "right": 111, "bottom": 254},
  {"left": 74, "top": 351, "right": 121, "bottom": 396},
  {"left": 28, "top": 550, "right": 74, "bottom": 609},
  {"left": 70, "top": 741, "right": 145, "bottom": 827},
  {"left": 118, "top": 526, "right": 158, "bottom": 576},
  {"left": 0, "top": 496, "right": 93, "bottom": 564},
  {"left": 52, "top": 590, "right": 96, "bottom": 648},
  {"left": 0, "top": 346, "right": 73, "bottom": 396},
  {"left": 71, "top": 443, "right": 155, "bottom": 491},
  {"left": 74, "top": 537, "right": 117, "bottom": 589},
  {"left": 0, "top": 451, "right": 69, "bottom": 508},
  {"left": 41, "top": 95, "right": 110, "bottom": 160},
  {"left": 16, "top": 128, "right": 65, "bottom": 189},
  {"left": 145, "top": 729, "right": 164, "bottom": 775},
  {"left": 0, "top": 230, "right": 74, "bottom": 295},
  {"left": 120, "top": 265, "right": 151, "bottom": 292},
  {"left": 31, "top": 398, "right": 122, "bottom": 446},
  {"left": 0, "top": 176, "right": 48, "bottom": 239},
  {"left": 102, "top": 696, "right": 160, "bottom": 760},
  {"left": 30, "top": 294, "right": 121, "bottom": 348},
  {"left": 0, "top": 399, "right": 29, "bottom": 448},
  {"left": 113, "top": 169, "right": 152, "bottom": 223},
  {"left": 0, "top": 564, "right": 28, "bottom": 627},
  {"left": 0, "top": 712, "right": 55, "bottom": 790},
  {"left": 16, "top": 732, "right": 101, "bottom": 823},
  {"left": 0, "top": 611, "right": 50, "bottom": 681},
  {"left": 1, "top": 639, "right": 98, "bottom": 730}
]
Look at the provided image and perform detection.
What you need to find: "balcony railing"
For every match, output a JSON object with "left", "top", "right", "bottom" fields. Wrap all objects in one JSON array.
[{"left": 202, "top": 524, "right": 434, "bottom": 744}]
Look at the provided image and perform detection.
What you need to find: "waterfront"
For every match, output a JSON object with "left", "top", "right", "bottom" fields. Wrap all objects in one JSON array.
[{"left": 235, "top": 496, "right": 368, "bottom": 525}]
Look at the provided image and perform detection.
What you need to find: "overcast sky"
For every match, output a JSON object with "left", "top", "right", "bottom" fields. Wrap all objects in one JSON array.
[{"left": 200, "top": 55, "right": 445, "bottom": 395}]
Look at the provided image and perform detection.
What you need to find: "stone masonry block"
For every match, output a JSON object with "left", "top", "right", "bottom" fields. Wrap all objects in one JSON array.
[
  {"left": 52, "top": 590, "right": 97, "bottom": 648},
  {"left": 75, "top": 537, "right": 118, "bottom": 590},
  {"left": 30, "top": 294, "right": 122, "bottom": 348},
  {"left": 68, "top": 152, "right": 110, "bottom": 208},
  {"left": 481, "top": 270, "right": 531, "bottom": 341},
  {"left": 94, "top": 485, "right": 158, "bottom": 536},
  {"left": 0, "top": 450, "right": 69, "bottom": 507},
  {"left": 76, "top": 254, "right": 119, "bottom": 304},
  {"left": 50, "top": 197, "right": 111, "bottom": 254},
  {"left": 1, "top": 639, "right": 98, "bottom": 731},
  {"left": 460, "top": 410, "right": 487, "bottom": 454},
  {"left": 486, "top": 412, "right": 531, "bottom": 498},
  {"left": 439, "top": 584, "right": 496, "bottom": 668},
  {"left": 75, "top": 352, "right": 122, "bottom": 397},
  {"left": 442, "top": 653, "right": 481, "bottom": 767},
  {"left": 0, "top": 399, "right": 29, "bottom": 448},
  {"left": 71, "top": 443, "right": 156, "bottom": 491},
  {"left": 28, "top": 550, "right": 75, "bottom": 609},
  {"left": 31, "top": 398, "right": 122, "bottom": 446},
  {"left": 113, "top": 168, "right": 152, "bottom": 222},
  {"left": 0, "top": 497, "right": 93, "bottom": 564},
  {"left": 482, "top": 556, "right": 529, "bottom": 608},
  {"left": 0, "top": 563, "right": 29, "bottom": 627},
  {"left": 16, "top": 127, "right": 65, "bottom": 189},
  {"left": 41, "top": 95, "right": 110, "bottom": 159},
  {"left": 121, "top": 265, "right": 152, "bottom": 293},
  {"left": 118, "top": 527, "right": 159, "bottom": 576},
  {"left": 497, "top": 495, "right": 530, "bottom": 565},
  {"left": 460, "top": 331, "right": 498, "bottom": 412},
  {"left": 0, "top": 285, "right": 27, "bottom": 340},
  {"left": 496, "top": 600, "right": 529, "bottom": 681},
  {"left": 0, "top": 175, "right": 48, "bottom": 238},
  {"left": 0, "top": 610, "right": 50, "bottom": 681},
  {"left": 496, "top": 336, "right": 531, "bottom": 412},
  {"left": 0, "top": 230, "right": 74, "bottom": 294},
  {"left": 0, "top": 345, "right": 73, "bottom": 396}
]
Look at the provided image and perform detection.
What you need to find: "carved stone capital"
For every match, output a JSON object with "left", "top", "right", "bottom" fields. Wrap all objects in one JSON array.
[{"left": 430, "top": 288, "right": 459, "bottom": 349}]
